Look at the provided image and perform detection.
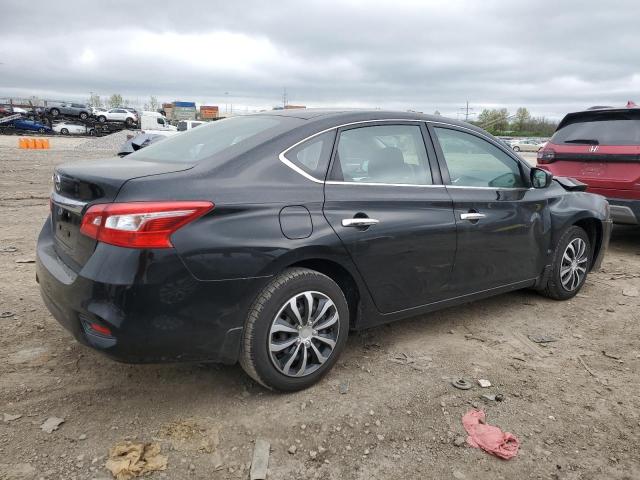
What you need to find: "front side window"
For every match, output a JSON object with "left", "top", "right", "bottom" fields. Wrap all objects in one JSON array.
[
  {"left": 433, "top": 127, "right": 525, "bottom": 189},
  {"left": 331, "top": 125, "right": 432, "bottom": 185},
  {"left": 283, "top": 130, "right": 335, "bottom": 179}
]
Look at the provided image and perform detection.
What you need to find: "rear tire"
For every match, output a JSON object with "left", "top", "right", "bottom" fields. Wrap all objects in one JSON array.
[
  {"left": 79, "top": 112, "right": 88, "bottom": 120},
  {"left": 240, "top": 268, "right": 349, "bottom": 391},
  {"left": 50, "top": 108, "right": 59, "bottom": 117},
  {"left": 539, "top": 226, "right": 591, "bottom": 300},
  {"left": 98, "top": 115, "right": 106, "bottom": 123},
  {"left": 513, "top": 146, "right": 520, "bottom": 152},
  {"left": 60, "top": 128, "right": 69, "bottom": 135}
]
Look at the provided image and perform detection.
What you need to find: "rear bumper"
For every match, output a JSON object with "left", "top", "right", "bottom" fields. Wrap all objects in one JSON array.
[
  {"left": 607, "top": 198, "right": 640, "bottom": 225},
  {"left": 36, "top": 218, "right": 268, "bottom": 364}
]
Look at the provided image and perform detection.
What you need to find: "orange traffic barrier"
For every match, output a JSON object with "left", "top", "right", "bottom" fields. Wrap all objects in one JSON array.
[{"left": 17, "top": 137, "right": 50, "bottom": 149}]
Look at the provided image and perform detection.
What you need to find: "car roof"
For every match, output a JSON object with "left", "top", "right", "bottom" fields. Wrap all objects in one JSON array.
[
  {"left": 251, "top": 108, "right": 485, "bottom": 133},
  {"left": 557, "top": 105, "right": 640, "bottom": 130}
]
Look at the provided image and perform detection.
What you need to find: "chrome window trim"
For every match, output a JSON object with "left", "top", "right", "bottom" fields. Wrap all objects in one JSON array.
[
  {"left": 326, "top": 181, "right": 444, "bottom": 188},
  {"left": 278, "top": 118, "right": 530, "bottom": 188},
  {"left": 446, "top": 185, "right": 533, "bottom": 191},
  {"left": 278, "top": 119, "right": 426, "bottom": 186}
]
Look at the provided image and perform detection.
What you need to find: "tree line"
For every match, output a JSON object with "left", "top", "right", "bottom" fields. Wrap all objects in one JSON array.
[{"left": 471, "top": 107, "right": 558, "bottom": 137}]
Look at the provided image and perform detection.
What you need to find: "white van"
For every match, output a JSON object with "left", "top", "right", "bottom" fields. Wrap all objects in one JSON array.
[{"left": 140, "top": 111, "right": 178, "bottom": 136}]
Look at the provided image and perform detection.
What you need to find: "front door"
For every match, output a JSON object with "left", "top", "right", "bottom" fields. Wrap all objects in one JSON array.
[
  {"left": 429, "top": 125, "right": 549, "bottom": 294},
  {"left": 323, "top": 122, "right": 457, "bottom": 313}
]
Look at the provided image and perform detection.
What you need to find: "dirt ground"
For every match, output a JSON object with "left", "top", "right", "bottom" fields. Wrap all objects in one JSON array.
[{"left": 0, "top": 137, "right": 639, "bottom": 480}]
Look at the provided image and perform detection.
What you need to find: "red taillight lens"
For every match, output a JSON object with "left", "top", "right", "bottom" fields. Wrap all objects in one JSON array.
[
  {"left": 537, "top": 147, "right": 556, "bottom": 164},
  {"left": 80, "top": 201, "right": 213, "bottom": 248}
]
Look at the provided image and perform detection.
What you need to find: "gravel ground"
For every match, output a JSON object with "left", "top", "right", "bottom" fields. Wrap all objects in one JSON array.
[{"left": 0, "top": 141, "right": 639, "bottom": 480}]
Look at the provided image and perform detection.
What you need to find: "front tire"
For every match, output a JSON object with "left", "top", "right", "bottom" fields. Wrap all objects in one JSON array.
[
  {"left": 539, "top": 226, "right": 591, "bottom": 300},
  {"left": 50, "top": 108, "right": 59, "bottom": 117},
  {"left": 98, "top": 115, "right": 106, "bottom": 123},
  {"left": 513, "top": 146, "right": 520, "bottom": 152},
  {"left": 240, "top": 268, "right": 349, "bottom": 391},
  {"left": 60, "top": 128, "right": 69, "bottom": 135},
  {"left": 79, "top": 112, "right": 88, "bottom": 120}
]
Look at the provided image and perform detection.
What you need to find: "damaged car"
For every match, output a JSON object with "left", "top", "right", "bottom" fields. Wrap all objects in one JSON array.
[{"left": 36, "top": 110, "right": 611, "bottom": 391}]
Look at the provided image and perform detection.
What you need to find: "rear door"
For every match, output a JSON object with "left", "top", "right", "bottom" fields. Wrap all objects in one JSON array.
[
  {"left": 429, "top": 124, "right": 548, "bottom": 294},
  {"left": 323, "top": 122, "right": 457, "bottom": 313}
]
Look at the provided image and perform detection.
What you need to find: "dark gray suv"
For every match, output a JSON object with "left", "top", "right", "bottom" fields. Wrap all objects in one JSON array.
[{"left": 47, "top": 103, "right": 91, "bottom": 120}]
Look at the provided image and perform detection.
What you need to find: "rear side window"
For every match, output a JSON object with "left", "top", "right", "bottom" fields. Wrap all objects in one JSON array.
[
  {"left": 130, "top": 115, "right": 285, "bottom": 163},
  {"left": 552, "top": 111, "right": 640, "bottom": 146},
  {"left": 283, "top": 130, "right": 336, "bottom": 179},
  {"left": 331, "top": 125, "right": 432, "bottom": 185}
]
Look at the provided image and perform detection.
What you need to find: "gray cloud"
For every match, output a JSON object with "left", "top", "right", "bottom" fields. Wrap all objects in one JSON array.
[{"left": 1, "top": 0, "right": 639, "bottom": 118}]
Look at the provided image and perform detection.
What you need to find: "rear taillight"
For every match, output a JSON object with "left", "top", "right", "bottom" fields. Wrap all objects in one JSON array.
[
  {"left": 80, "top": 201, "right": 213, "bottom": 248},
  {"left": 537, "top": 147, "right": 556, "bottom": 164}
]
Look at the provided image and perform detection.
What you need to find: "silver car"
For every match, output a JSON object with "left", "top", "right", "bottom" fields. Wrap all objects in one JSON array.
[
  {"left": 511, "top": 139, "right": 545, "bottom": 152},
  {"left": 46, "top": 102, "right": 91, "bottom": 120}
]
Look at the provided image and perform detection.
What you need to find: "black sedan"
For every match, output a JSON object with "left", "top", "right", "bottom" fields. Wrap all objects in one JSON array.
[{"left": 36, "top": 110, "right": 612, "bottom": 391}]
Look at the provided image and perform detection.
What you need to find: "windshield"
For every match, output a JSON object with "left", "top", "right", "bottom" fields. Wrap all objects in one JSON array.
[
  {"left": 129, "top": 115, "right": 287, "bottom": 163},
  {"left": 552, "top": 111, "right": 640, "bottom": 146}
]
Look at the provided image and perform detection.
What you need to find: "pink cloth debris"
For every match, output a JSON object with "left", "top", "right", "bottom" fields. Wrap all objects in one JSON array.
[{"left": 462, "top": 409, "right": 520, "bottom": 460}]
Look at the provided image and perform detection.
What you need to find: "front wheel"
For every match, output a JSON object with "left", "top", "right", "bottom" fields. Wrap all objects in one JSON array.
[
  {"left": 513, "top": 146, "right": 520, "bottom": 152},
  {"left": 240, "top": 268, "right": 349, "bottom": 391},
  {"left": 539, "top": 226, "right": 591, "bottom": 300},
  {"left": 60, "top": 128, "right": 69, "bottom": 135},
  {"left": 98, "top": 115, "right": 106, "bottom": 123},
  {"left": 50, "top": 108, "right": 59, "bottom": 117},
  {"left": 79, "top": 112, "right": 88, "bottom": 120}
]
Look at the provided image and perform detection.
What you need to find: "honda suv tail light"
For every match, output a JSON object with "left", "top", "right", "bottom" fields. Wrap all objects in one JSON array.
[
  {"left": 80, "top": 201, "right": 213, "bottom": 248},
  {"left": 537, "top": 147, "right": 556, "bottom": 164}
]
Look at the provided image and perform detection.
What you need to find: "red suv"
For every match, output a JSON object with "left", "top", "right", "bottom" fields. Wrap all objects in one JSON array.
[{"left": 538, "top": 103, "right": 640, "bottom": 225}]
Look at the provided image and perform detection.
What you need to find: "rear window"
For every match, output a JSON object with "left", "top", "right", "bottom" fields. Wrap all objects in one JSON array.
[
  {"left": 552, "top": 111, "right": 640, "bottom": 146},
  {"left": 129, "top": 116, "right": 286, "bottom": 163}
]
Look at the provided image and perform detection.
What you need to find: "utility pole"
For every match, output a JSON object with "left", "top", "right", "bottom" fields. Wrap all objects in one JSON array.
[
  {"left": 459, "top": 101, "right": 475, "bottom": 121},
  {"left": 282, "top": 87, "right": 288, "bottom": 109}
]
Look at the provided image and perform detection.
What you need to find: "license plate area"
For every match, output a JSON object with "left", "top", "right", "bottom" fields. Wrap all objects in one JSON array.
[{"left": 52, "top": 205, "right": 81, "bottom": 252}]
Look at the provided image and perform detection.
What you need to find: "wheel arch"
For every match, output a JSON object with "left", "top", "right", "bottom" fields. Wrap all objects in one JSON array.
[
  {"left": 286, "top": 258, "right": 362, "bottom": 329},
  {"left": 573, "top": 217, "right": 603, "bottom": 271}
]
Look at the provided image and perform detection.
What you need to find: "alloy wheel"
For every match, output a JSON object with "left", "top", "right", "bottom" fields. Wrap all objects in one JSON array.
[
  {"left": 268, "top": 291, "right": 340, "bottom": 377},
  {"left": 560, "top": 238, "right": 588, "bottom": 291}
]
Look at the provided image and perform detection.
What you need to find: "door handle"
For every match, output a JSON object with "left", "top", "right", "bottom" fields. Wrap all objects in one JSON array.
[
  {"left": 342, "top": 218, "right": 380, "bottom": 227},
  {"left": 460, "top": 212, "right": 486, "bottom": 221}
]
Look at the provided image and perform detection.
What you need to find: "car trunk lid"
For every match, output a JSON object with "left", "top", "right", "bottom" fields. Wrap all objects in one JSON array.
[{"left": 50, "top": 157, "right": 193, "bottom": 269}]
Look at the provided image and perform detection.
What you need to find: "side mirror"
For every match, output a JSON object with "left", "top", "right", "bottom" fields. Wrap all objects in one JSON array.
[{"left": 531, "top": 168, "right": 553, "bottom": 188}]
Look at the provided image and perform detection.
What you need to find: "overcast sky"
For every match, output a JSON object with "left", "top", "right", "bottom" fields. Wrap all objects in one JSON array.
[{"left": 1, "top": 0, "right": 639, "bottom": 119}]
